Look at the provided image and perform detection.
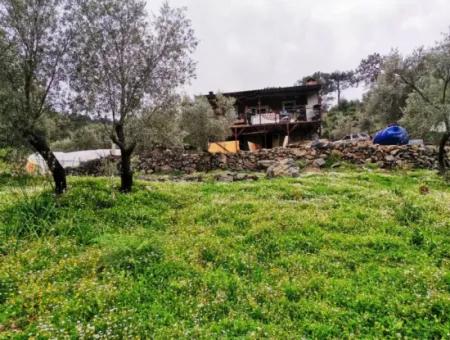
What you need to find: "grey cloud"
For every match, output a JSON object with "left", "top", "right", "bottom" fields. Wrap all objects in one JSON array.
[{"left": 147, "top": 0, "right": 450, "bottom": 98}]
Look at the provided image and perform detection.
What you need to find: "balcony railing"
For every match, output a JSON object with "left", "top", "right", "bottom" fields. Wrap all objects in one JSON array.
[{"left": 234, "top": 105, "right": 321, "bottom": 127}]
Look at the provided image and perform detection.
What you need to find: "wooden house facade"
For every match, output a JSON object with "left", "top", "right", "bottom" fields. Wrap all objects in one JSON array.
[{"left": 207, "top": 82, "right": 322, "bottom": 150}]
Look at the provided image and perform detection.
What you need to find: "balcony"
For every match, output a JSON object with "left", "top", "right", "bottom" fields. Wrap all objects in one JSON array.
[{"left": 232, "top": 105, "right": 321, "bottom": 128}]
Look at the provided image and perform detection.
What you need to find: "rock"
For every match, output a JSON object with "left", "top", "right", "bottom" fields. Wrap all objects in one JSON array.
[
  {"left": 134, "top": 141, "right": 448, "bottom": 175},
  {"left": 246, "top": 174, "right": 259, "bottom": 181},
  {"left": 258, "top": 160, "right": 276, "bottom": 169},
  {"left": 395, "top": 160, "right": 405, "bottom": 168},
  {"left": 160, "top": 165, "right": 173, "bottom": 173},
  {"left": 214, "top": 173, "right": 234, "bottom": 182},
  {"left": 184, "top": 175, "right": 203, "bottom": 182},
  {"left": 266, "top": 158, "right": 300, "bottom": 178},
  {"left": 235, "top": 173, "right": 259, "bottom": 181},
  {"left": 313, "top": 158, "right": 326, "bottom": 168},
  {"left": 330, "top": 150, "right": 343, "bottom": 158},
  {"left": 330, "top": 162, "right": 342, "bottom": 169},
  {"left": 214, "top": 172, "right": 259, "bottom": 182},
  {"left": 311, "top": 139, "right": 330, "bottom": 149},
  {"left": 66, "top": 157, "right": 119, "bottom": 177},
  {"left": 292, "top": 149, "right": 308, "bottom": 157}
]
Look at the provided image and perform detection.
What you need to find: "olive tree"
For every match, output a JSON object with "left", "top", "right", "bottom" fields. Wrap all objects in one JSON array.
[
  {"left": 0, "top": 0, "right": 73, "bottom": 194},
  {"left": 392, "top": 36, "right": 450, "bottom": 172},
  {"left": 69, "top": 0, "right": 197, "bottom": 192},
  {"left": 133, "top": 96, "right": 186, "bottom": 153},
  {"left": 362, "top": 51, "right": 413, "bottom": 131},
  {"left": 323, "top": 100, "right": 364, "bottom": 139},
  {"left": 181, "top": 94, "right": 236, "bottom": 151}
]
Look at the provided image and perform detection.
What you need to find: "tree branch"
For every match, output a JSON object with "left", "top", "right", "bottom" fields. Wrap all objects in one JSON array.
[
  {"left": 397, "top": 73, "right": 440, "bottom": 111},
  {"left": 36, "top": 31, "right": 74, "bottom": 118},
  {"left": 442, "top": 77, "right": 450, "bottom": 105}
]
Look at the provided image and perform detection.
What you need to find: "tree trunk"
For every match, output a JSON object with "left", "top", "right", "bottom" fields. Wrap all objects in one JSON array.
[
  {"left": 113, "top": 123, "right": 136, "bottom": 193},
  {"left": 337, "top": 80, "right": 341, "bottom": 106},
  {"left": 438, "top": 132, "right": 449, "bottom": 174},
  {"left": 120, "top": 148, "right": 133, "bottom": 193},
  {"left": 27, "top": 133, "right": 67, "bottom": 194}
]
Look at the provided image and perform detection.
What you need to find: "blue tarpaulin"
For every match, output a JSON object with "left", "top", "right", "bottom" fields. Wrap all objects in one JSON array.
[{"left": 373, "top": 125, "right": 409, "bottom": 145}]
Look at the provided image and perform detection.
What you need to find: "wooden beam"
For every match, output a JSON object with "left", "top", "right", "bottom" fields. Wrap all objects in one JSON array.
[{"left": 234, "top": 128, "right": 238, "bottom": 152}]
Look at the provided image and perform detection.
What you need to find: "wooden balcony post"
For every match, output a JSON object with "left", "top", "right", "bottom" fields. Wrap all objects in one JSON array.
[
  {"left": 234, "top": 128, "right": 238, "bottom": 152},
  {"left": 258, "top": 97, "right": 261, "bottom": 125}
]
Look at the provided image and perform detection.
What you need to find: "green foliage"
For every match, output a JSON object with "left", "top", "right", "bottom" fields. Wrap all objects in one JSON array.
[
  {"left": 0, "top": 147, "right": 29, "bottom": 176},
  {"left": 365, "top": 33, "right": 450, "bottom": 143},
  {"left": 0, "top": 0, "right": 74, "bottom": 185},
  {"left": 355, "top": 52, "right": 384, "bottom": 85},
  {"left": 96, "top": 235, "right": 164, "bottom": 275},
  {"left": 0, "top": 170, "right": 449, "bottom": 337},
  {"left": 297, "top": 70, "right": 355, "bottom": 105},
  {"left": 67, "top": 0, "right": 198, "bottom": 192},
  {"left": 395, "top": 200, "right": 426, "bottom": 227},
  {"left": 2, "top": 191, "right": 61, "bottom": 239},
  {"left": 134, "top": 100, "right": 186, "bottom": 152},
  {"left": 181, "top": 94, "right": 236, "bottom": 151},
  {"left": 323, "top": 99, "right": 365, "bottom": 139},
  {"left": 0, "top": 148, "right": 12, "bottom": 173},
  {"left": 362, "top": 51, "right": 413, "bottom": 132},
  {"left": 49, "top": 116, "right": 111, "bottom": 152},
  {"left": 1, "top": 179, "right": 177, "bottom": 244},
  {"left": 400, "top": 46, "right": 450, "bottom": 139}
]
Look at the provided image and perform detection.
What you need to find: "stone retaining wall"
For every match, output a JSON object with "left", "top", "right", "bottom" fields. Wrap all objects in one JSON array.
[{"left": 137, "top": 141, "right": 446, "bottom": 174}]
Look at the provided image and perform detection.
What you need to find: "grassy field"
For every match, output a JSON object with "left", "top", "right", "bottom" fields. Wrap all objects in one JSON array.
[{"left": 0, "top": 169, "right": 449, "bottom": 338}]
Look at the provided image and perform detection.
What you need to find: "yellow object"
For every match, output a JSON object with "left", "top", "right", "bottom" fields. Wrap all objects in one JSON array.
[{"left": 208, "top": 141, "right": 239, "bottom": 154}]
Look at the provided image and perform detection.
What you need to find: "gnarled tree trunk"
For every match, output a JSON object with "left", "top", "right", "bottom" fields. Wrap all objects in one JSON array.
[
  {"left": 438, "top": 132, "right": 449, "bottom": 174},
  {"left": 114, "top": 123, "right": 136, "bottom": 193},
  {"left": 119, "top": 148, "right": 133, "bottom": 193},
  {"left": 27, "top": 133, "right": 67, "bottom": 194}
]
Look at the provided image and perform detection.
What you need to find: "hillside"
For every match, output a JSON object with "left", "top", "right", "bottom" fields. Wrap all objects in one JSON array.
[{"left": 0, "top": 170, "right": 449, "bottom": 338}]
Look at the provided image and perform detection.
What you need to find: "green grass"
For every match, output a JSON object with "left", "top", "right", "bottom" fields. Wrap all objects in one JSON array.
[{"left": 0, "top": 170, "right": 449, "bottom": 338}]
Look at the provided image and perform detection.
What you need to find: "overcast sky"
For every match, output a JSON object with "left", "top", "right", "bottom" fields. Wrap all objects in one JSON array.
[{"left": 147, "top": 0, "right": 450, "bottom": 99}]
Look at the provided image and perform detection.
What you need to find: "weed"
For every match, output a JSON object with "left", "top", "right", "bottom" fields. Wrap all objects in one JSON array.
[
  {"left": 395, "top": 200, "right": 425, "bottom": 226},
  {"left": 410, "top": 229, "right": 426, "bottom": 247},
  {"left": 96, "top": 234, "right": 164, "bottom": 275},
  {"left": 0, "top": 170, "right": 449, "bottom": 338}
]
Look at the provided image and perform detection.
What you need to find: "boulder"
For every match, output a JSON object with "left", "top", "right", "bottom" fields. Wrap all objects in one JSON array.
[{"left": 266, "top": 158, "right": 300, "bottom": 178}]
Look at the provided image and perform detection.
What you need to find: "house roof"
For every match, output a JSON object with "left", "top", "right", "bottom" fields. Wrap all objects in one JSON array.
[{"left": 207, "top": 84, "right": 322, "bottom": 100}]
